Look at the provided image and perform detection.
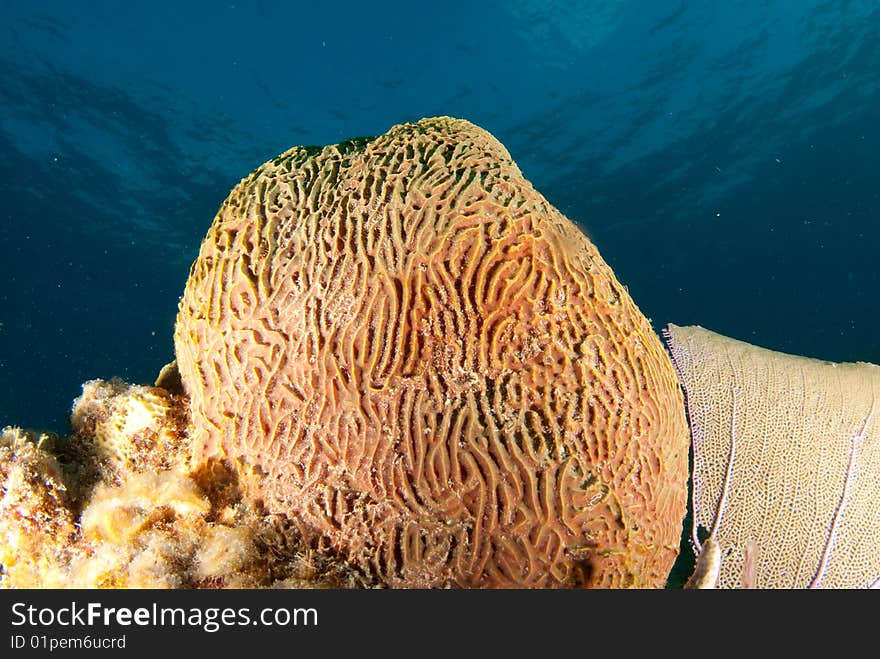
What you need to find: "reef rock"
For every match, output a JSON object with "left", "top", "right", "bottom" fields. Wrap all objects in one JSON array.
[
  {"left": 175, "top": 116, "right": 689, "bottom": 587},
  {"left": 1, "top": 380, "right": 354, "bottom": 589},
  {"left": 0, "top": 428, "right": 78, "bottom": 587}
]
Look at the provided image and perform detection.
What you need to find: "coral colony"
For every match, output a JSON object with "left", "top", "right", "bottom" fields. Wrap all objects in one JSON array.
[{"left": 2, "top": 118, "right": 877, "bottom": 588}]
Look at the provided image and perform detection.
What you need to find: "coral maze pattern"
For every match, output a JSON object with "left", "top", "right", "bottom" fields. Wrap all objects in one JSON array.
[{"left": 175, "top": 117, "right": 688, "bottom": 588}]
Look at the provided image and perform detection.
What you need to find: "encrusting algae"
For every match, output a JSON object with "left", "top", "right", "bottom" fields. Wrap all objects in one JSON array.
[
  {"left": 1, "top": 375, "right": 362, "bottom": 588},
  {"left": 0, "top": 428, "right": 78, "bottom": 588},
  {"left": 2, "top": 117, "right": 691, "bottom": 589}
]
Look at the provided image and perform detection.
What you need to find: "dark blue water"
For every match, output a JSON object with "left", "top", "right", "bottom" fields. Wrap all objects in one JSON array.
[{"left": 2, "top": 1, "right": 878, "bottom": 433}]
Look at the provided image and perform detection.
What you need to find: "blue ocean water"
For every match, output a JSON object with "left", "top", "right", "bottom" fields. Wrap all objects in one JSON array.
[{"left": 1, "top": 0, "right": 877, "bottom": 434}]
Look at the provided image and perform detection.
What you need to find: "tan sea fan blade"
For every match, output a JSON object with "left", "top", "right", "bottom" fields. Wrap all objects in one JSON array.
[{"left": 664, "top": 324, "right": 880, "bottom": 589}]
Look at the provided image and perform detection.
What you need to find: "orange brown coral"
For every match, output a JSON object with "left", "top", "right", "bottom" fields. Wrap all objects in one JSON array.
[{"left": 174, "top": 116, "right": 689, "bottom": 588}]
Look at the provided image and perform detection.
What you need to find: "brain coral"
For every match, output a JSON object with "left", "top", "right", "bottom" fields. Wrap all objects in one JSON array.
[{"left": 174, "top": 116, "right": 688, "bottom": 588}]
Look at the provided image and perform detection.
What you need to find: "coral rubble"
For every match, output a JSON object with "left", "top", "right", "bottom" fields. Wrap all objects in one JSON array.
[{"left": 1, "top": 377, "right": 360, "bottom": 589}]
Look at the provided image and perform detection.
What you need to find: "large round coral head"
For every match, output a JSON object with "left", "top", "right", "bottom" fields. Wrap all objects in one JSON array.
[{"left": 174, "top": 116, "right": 688, "bottom": 588}]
